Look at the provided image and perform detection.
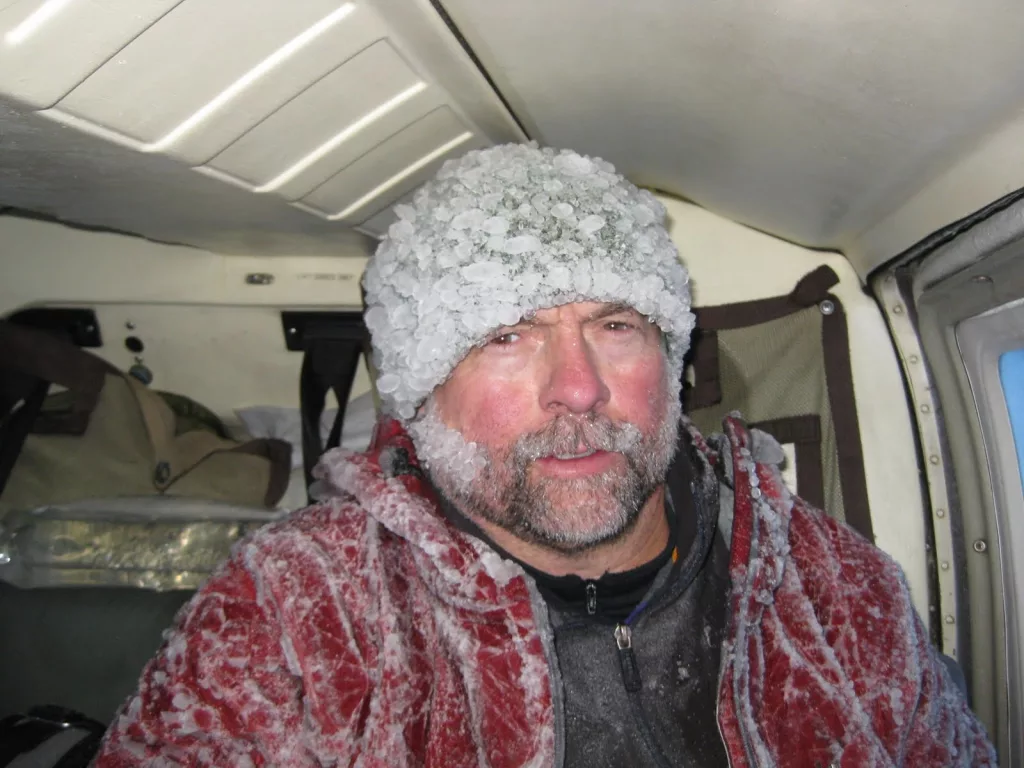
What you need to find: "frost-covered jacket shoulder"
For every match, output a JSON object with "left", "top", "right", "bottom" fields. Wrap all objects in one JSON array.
[
  {"left": 92, "top": 421, "right": 555, "bottom": 767},
  {"left": 713, "top": 415, "right": 997, "bottom": 767}
]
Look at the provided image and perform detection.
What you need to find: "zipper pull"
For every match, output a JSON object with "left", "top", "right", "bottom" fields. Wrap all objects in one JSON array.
[
  {"left": 614, "top": 624, "right": 642, "bottom": 692},
  {"left": 585, "top": 582, "right": 597, "bottom": 615}
]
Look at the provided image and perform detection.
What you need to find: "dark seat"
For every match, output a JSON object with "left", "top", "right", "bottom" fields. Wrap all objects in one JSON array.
[{"left": 0, "top": 582, "right": 193, "bottom": 724}]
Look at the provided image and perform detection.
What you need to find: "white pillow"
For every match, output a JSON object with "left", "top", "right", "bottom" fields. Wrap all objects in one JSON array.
[{"left": 236, "top": 391, "right": 377, "bottom": 471}]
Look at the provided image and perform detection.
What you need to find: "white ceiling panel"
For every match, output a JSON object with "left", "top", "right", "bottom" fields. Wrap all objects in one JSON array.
[
  {"left": 254, "top": 84, "right": 445, "bottom": 203},
  {"left": 58, "top": 0, "right": 352, "bottom": 155},
  {"left": 0, "top": 0, "right": 525, "bottom": 256},
  {"left": 0, "top": 0, "right": 184, "bottom": 108},
  {"left": 0, "top": 99, "right": 374, "bottom": 257},
  {"left": 301, "top": 105, "right": 483, "bottom": 223},
  {"left": 214, "top": 39, "right": 434, "bottom": 195}
]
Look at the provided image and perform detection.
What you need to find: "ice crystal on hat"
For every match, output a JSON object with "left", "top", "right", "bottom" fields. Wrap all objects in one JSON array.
[{"left": 362, "top": 142, "right": 695, "bottom": 420}]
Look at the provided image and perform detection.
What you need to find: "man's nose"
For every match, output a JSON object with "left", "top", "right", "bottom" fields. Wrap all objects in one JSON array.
[{"left": 540, "top": 332, "right": 611, "bottom": 415}]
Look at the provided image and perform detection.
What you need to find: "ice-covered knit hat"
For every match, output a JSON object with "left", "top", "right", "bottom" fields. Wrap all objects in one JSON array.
[{"left": 362, "top": 142, "right": 695, "bottom": 421}]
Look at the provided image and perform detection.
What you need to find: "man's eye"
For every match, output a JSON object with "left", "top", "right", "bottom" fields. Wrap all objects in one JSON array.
[
  {"left": 489, "top": 332, "right": 520, "bottom": 346},
  {"left": 605, "top": 321, "right": 636, "bottom": 332}
]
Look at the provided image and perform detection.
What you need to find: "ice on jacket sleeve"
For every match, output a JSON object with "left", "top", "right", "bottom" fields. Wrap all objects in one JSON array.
[
  {"left": 717, "top": 415, "right": 998, "bottom": 767},
  {"left": 92, "top": 529, "right": 321, "bottom": 767}
]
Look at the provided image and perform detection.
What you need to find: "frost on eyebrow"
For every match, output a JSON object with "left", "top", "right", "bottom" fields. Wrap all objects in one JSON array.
[{"left": 584, "top": 302, "right": 646, "bottom": 323}]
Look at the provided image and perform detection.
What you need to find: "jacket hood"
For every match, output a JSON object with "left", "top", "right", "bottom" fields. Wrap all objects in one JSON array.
[{"left": 312, "top": 416, "right": 533, "bottom": 612}]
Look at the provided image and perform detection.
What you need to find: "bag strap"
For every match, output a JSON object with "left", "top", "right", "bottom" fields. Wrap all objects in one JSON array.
[
  {"left": 298, "top": 314, "right": 368, "bottom": 503},
  {"left": 0, "top": 706, "right": 104, "bottom": 768},
  {"left": 0, "top": 377, "right": 48, "bottom": 502},
  {"left": 693, "top": 265, "right": 840, "bottom": 330},
  {"left": 155, "top": 438, "right": 294, "bottom": 508},
  {"left": 820, "top": 292, "right": 873, "bottom": 542},
  {"left": 0, "top": 322, "right": 115, "bottom": 502},
  {"left": 0, "top": 321, "right": 113, "bottom": 434},
  {"left": 750, "top": 415, "right": 825, "bottom": 510}
]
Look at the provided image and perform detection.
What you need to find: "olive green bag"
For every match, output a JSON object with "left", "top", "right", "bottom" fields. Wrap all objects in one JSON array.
[{"left": 0, "top": 321, "right": 292, "bottom": 517}]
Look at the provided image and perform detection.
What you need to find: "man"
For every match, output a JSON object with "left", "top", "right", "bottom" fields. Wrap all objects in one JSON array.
[{"left": 94, "top": 144, "right": 996, "bottom": 766}]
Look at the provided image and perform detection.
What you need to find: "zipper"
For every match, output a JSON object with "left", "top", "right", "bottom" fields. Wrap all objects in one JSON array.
[
  {"left": 716, "top": 690, "right": 735, "bottom": 768},
  {"left": 585, "top": 582, "right": 597, "bottom": 615},
  {"left": 614, "top": 624, "right": 642, "bottom": 692},
  {"left": 613, "top": 622, "right": 674, "bottom": 768}
]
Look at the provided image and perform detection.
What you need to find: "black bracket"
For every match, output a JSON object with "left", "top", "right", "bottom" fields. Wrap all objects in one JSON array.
[
  {"left": 281, "top": 311, "right": 366, "bottom": 352},
  {"left": 5, "top": 307, "right": 102, "bottom": 348}
]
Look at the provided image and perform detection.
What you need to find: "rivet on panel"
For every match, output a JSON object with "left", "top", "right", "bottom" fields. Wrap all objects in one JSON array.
[
  {"left": 819, "top": 300, "right": 835, "bottom": 316},
  {"left": 944, "top": 615, "right": 955, "bottom": 625},
  {"left": 929, "top": 455, "right": 941, "bottom": 465},
  {"left": 920, "top": 404, "right": 931, "bottom": 414},
  {"left": 908, "top": 354, "right": 920, "bottom": 364},
  {"left": 935, "top": 508, "right": 946, "bottom": 518},
  {"left": 971, "top": 275, "right": 992, "bottom": 284},
  {"left": 125, "top": 321, "right": 136, "bottom": 331},
  {"left": 941, "top": 562, "right": 950, "bottom": 571},
  {"left": 893, "top": 304, "right": 905, "bottom": 314},
  {"left": 973, "top": 540, "right": 988, "bottom": 554}
]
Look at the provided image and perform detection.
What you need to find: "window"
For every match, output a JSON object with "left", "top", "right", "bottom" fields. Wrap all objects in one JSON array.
[{"left": 999, "top": 348, "right": 1024, "bottom": 490}]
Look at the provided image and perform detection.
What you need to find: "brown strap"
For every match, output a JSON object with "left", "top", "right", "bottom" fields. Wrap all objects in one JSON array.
[
  {"left": 128, "top": 375, "right": 177, "bottom": 471},
  {"left": 685, "top": 329, "right": 722, "bottom": 410},
  {"left": 228, "top": 439, "right": 294, "bottom": 508},
  {"left": 0, "top": 321, "right": 114, "bottom": 435},
  {"left": 821, "top": 295, "right": 874, "bottom": 542},
  {"left": 751, "top": 415, "right": 825, "bottom": 511},
  {"left": 157, "top": 438, "right": 294, "bottom": 509},
  {"left": 693, "top": 265, "right": 840, "bottom": 330}
]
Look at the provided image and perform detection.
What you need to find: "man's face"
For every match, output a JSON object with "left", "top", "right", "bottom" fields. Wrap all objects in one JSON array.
[{"left": 416, "top": 301, "right": 680, "bottom": 554}]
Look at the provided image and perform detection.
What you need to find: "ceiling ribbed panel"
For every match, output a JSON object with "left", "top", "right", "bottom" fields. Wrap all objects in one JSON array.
[
  {"left": 0, "top": 0, "right": 185, "bottom": 108},
  {"left": 0, "top": 0, "right": 524, "bottom": 246},
  {"left": 301, "top": 106, "right": 482, "bottom": 222},
  {"left": 208, "top": 40, "right": 431, "bottom": 192},
  {"left": 57, "top": 0, "right": 359, "bottom": 159}
]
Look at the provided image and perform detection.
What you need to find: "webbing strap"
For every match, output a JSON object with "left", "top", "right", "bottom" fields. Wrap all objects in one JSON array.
[
  {"left": 298, "top": 317, "right": 367, "bottom": 503},
  {"left": 0, "top": 378, "right": 47, "bottom": 502},
  {"left": 0, "top": 321, "right": 111, "bottom": 502}
]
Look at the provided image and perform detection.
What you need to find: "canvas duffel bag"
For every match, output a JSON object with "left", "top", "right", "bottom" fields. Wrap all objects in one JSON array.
[{"left": 0, "top": 320, "right": 291, "bottom": 515}]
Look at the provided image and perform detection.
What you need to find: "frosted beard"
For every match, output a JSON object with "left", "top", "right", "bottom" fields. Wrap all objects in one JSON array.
[{"left": 408, "top": 386, "right": 681, "bottom": 555}]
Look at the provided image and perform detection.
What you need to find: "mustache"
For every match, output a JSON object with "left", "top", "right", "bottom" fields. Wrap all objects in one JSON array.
[{"left": 511, "top": 414, "right": 643, "bottom": 462}]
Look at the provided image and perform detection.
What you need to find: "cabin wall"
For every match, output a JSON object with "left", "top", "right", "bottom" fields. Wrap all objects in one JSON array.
[
  {"left": 0, "top": 215, "right": 373, "bottom": 422},
  {"left": 0, "top": 204, "right": 929, "bottom": 617}
]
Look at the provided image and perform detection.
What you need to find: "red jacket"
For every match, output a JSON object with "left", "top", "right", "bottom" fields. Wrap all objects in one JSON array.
[{"left": 93, "top": 416, "right": 996, "bottom": 767}]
